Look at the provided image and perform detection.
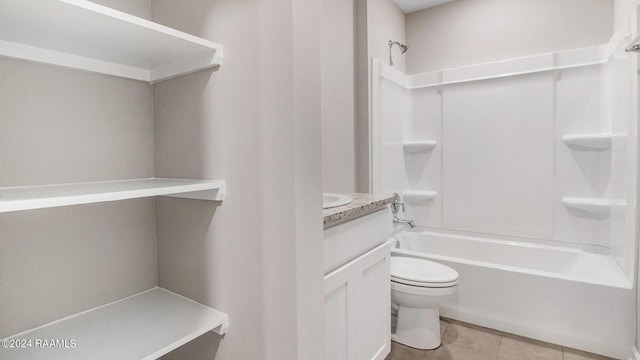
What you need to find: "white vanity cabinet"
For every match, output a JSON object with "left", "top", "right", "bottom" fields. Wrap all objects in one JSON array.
[{"left": 324, "top": 207, "right": 392, "bottom": 360}]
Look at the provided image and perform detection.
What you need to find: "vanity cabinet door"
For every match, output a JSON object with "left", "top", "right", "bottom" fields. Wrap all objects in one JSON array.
[{"left": 324, "top": 241, "right": 391, "bottom": 360}]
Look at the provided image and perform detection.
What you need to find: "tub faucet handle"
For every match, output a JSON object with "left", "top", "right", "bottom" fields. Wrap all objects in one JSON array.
[{"left": 391, "top": 193, "right": 405, "bottom": 214}]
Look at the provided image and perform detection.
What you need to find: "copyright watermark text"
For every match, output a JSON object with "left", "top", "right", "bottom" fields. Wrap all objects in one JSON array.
[{"left": 1, "top": 338, "right": 77, "bottom": 349}]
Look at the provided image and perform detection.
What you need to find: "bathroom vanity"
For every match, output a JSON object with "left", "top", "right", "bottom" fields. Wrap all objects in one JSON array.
[{"left": 323, "top": 193, "right": 394, "bottom": 360}]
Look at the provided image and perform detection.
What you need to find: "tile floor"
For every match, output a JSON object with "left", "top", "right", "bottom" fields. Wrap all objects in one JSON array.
[{"left": 386, "top": 318, "right": 616, "bottom": 360}]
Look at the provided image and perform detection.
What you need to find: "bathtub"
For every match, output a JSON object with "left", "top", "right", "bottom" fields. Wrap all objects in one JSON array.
[{"left": 390, "top": 229, "right": 635, "bottom": 359}]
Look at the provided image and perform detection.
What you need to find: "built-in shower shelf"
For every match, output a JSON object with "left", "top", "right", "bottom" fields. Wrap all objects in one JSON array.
[
  {"left": 562, "top": 134, "right": 612, "bottom": 150},
  {"left": 562, "top": 197, "right": 612, "bottom": 215},
  {"left": 1, "top": 288, "right": 228, "bottom": 360},
  {"left": 403, "top": 191, "right": 437, "bottom": 202},
  {"left": 0, "top": 178, "right": 226, "bottom": 213},
  {"left": 0, "top": 0, "right": 223, "bottom": 82},
  {"left": 403, "top": 141, "right": 437, "bottom": 154}
]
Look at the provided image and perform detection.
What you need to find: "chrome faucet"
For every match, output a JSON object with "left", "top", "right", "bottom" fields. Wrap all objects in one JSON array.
[
  {"left": 391, "top": 193, "right": 415, "bottom": 228},
  {"left": 393, "top": 216, "right": 415, "bottom": 228}
]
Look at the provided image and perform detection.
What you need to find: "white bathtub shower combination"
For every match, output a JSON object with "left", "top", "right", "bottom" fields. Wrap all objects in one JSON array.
[{"left": 372, "top": 24, "right": 639, "bottom": 359}]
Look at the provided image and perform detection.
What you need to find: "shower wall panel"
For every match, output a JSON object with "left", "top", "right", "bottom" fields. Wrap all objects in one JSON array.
[
  {"left": 441, "top": 74, "right": 554, "bottom": 239},
  {"left": 373, "top": 74, "right": 408, "bottom": 193},
  {"left": 607, "top": 43, "right": 637, "bottom": 279},
  {"left": 372, "top": 58, "right": 632, "bottom": 250},
  {"left": 403, "top": 87, "right": 442, "bottom": 226}
]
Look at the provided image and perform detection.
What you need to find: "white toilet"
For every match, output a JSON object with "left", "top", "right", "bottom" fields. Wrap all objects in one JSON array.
[{"left": 390, "top": 256, "right": 459, "bottom": 350}]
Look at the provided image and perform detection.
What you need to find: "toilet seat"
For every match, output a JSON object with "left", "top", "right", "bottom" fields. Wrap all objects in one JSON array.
[
  {"left": 391, "top": 279, "right": 458, "bottom": 297},
  {"left": 392, "top": 277, "right": 458, "bottom": 288},
  {"left": 391, "top": 257, "right": 459, "bottom": 288}
]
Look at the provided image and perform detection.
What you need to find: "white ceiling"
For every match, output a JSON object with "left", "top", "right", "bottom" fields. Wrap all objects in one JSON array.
[{"left": 392, "top": 0, "right": 457, "bottom": 14}]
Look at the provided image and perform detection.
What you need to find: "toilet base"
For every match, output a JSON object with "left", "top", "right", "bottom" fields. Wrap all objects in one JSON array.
[{"left": 391, "top": 305, "right": 441, "bottom": 350}]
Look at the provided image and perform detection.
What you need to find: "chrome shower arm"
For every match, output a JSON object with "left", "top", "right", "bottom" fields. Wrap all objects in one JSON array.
[{"left": 389, "top": 40, "right": 395, "bottom": 66}]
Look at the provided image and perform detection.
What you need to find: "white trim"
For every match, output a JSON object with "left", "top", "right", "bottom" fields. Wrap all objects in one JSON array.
[{"left": 378, "top": 25, "right": 629, "bottom": 89}]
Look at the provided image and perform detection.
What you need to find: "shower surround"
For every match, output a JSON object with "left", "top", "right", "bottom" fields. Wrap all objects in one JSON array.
[{"left": 372, "top": 26, "right": 638, "bottom": 359}]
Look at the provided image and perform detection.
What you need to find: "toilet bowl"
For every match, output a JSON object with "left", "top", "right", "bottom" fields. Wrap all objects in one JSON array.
[{"left": 391, "top": 256, "right": 459, "bottom": 350}]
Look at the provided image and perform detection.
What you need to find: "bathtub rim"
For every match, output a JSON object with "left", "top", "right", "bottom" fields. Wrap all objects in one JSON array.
[
  {"left": 391, "top": 229, "right": 633, "bottom": 289},
  {"left": 391, "top": 226, "right": 613, "bottom": 255}
]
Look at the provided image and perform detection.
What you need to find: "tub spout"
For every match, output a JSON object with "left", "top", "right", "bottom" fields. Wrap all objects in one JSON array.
[{"left": 393, "top": 215, "right": 415, "bottom": 228}]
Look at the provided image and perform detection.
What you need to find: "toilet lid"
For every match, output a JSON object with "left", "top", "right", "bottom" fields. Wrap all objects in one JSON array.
[{"left": 391, "top": 257, "right": 459, "bottom": 285}]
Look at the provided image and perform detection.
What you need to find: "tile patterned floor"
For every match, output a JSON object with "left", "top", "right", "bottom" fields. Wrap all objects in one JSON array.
[{"left": 386, "top": 318, "right": 616, "bottom": 360}]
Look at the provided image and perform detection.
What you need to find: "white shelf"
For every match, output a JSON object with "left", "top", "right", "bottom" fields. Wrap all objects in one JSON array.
[
  {"left": 0, "top": 178, "right": 225, "bottom": 213},
  {"left": 403, "top": 141, "right": 437, "bottom": 154},
  {"left": 403, "top": 191, "right": 437, "bottom": 202},
  {"left": 562, "top": 197, "right": 611, "bottom": 216},
  {"left": 0, "top": 0, "right": 223, "bottom": 83},
  {"left": 2, "top": 288, "right": 228, "bottom": 360},
  {"left": 562, "top": 134, "right": 612, "bottom": 151}
]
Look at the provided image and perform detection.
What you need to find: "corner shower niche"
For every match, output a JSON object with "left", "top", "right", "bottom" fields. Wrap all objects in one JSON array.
[
  {"left": 562, "top": 133, "right": 613, "bottom": 151},
  {"left": 402, "top": 140, "right": 437, "bottom": 154},
  {"left": 0, "top": 1, "right": 228, "bottom": 359}
]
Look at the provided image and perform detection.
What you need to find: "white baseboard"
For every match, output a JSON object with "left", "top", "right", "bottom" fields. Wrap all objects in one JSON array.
[{"left": 630, "top": 346, "right": 640, "bottom": 360}]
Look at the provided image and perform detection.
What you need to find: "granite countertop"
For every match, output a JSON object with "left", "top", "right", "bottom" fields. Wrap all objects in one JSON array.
[{"left": 323, "top": 193, "right": 395, "bottom": 228}]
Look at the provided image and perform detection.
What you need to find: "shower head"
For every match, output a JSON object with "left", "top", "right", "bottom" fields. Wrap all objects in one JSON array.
[
  {"left": 388, "top": 40, "right": 409, "bottom": 66},
  {"left": 389, "top": 40, "right": 409, "bottom": 52}
]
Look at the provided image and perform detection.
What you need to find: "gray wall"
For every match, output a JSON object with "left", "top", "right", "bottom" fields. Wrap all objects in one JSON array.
[
  {"left": 320, "top": 0, "right": 405, "bottom": 193},
  {"left": 356, "top": 0, "right": 406, "bottom": 192},
  {"left": 368, "top": 0, "right": 407, "bottom": 72},
  {"left": 0, "top": 0, "right": 156, "bottom": 338},
  {"left": 1, "top": 3, "right": 324, "bottom": 360},
  {"left": 0, "top": 58, "right": 156, "bottom": 337},
  {"left": 322, "top": 0, "right": 357, "bottom": 193},
  {"left": 405, "top": 0, "right": 613, "bottom": 74},
  {"left": 152, "top": 0, "right": 324, "bottom": 359},
  {"left": 355, "top": 0, "right": 370, "bottom": 193}
]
